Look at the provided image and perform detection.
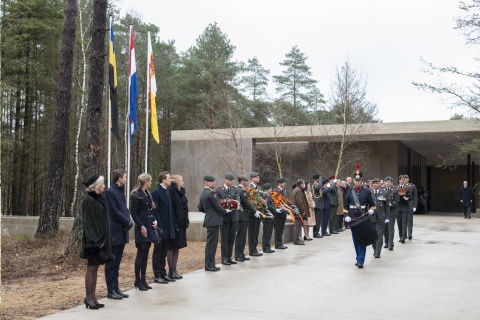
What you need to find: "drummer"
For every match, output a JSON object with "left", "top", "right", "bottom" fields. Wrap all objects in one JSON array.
[{"left": 343, "top": 164, "right": 375, "bottom": 269}]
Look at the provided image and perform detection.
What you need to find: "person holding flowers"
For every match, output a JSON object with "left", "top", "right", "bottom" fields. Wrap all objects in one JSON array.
[
  {"left": 248, "top": 172, "right": 263, "bottom": 256},
  {"left": 290, "top": 179, "right": 309, "bottom": 245},
  {"left": 261, "top": 183, "right": 278, "bottom": 253},
  {"left": 235, "top": 175, "right": 256, "bottom": 262},
  {"left": 273, "top": 178, "right": 288, "bottom": 249}
]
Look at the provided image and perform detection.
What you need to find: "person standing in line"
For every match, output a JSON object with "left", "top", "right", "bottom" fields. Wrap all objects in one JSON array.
[
  {"left": 104, "top": 169, "right": 132, "bottom": 300},
  {"left": 303, "top": 182, "right": 316, "bottom": 240},
  {"left": 152, "top": 171, "right": 178, "bottom": 283},
  {"left": 404, "top": 175, "right": 418, "bottom": 240},
  {"left": 261, "top": 183, "right": 277, "bottom": 253},
  {"left": 248, "top": 172, "right": 263, "bottom": 256},
  {"left": 168, "top": 175, "right": 190, "bottom": 279},
  {"left": 235, "top": 175, "right": 256, "bottom": 261},
  {"left": 328, "top": 176, "right": 339, "bottom": 235},
  {"left": 312, "top": 175, "right": 324, "bottom": 238},
  {"left": 273, "top": 177, "right": 289, "bottom": 248},
  {"left": 130, "top": 173, "right": 158, "bottom": 291},
  {"left": 460, "top": 180, "right": 473, "bottom": 219},
  {"left": 291, "top": 179, "right": 309, "bottom": 245},
  {"left": 321, "top": 179, "right": 332, "bottom": 237},
  {"left": 199, "top": 175, "right": 231, "bottom": 271},
  {"left": 336, "top": 181, "right": 347, "bottom": 232},
  {"left": 216, "top": 173, "right": 239, "bottom": 265},
  {"left": 81, "top": 174, "right": 112, "bottom": 309}
]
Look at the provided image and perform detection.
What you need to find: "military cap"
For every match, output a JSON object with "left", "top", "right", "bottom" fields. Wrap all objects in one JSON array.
[
  {"left": 372, "top": 178, "right": 380, "bottom": 183},
  {"left": 204, "top": 175, "right": 215, "bottom": 182},
  {"left": 250, "top": 172, "right": 260, "bottom": 178},
  {"left": 322, "top": 179, "right": 330, "bottom": 185},
  {"left": 398, "top": 175, "right": 404, "bottom": 181},
  {"left": 262, "top": 183, "right": 272, "bottom": 190},
  {"left": 238, "top": 175, "right": 249, "bottom": 182},
  {"left": 277, "top": 177, "right": 286, "bottom": 183},
  {"left": 384, "top": 176, "right": 392, "bottom": 181},
  {"left": 224, "top": 173, "right": 235, "bottom": 180},
  {"left": 312, "top": 174, "right": 320, "bottom": 180},
  {"left": 354, "top": 164, "right": 363, "bottom": 180},
  {"left": 328, "top": 175, "right": 335, "bottom": 180},
  {"left": 83, "top": 174, "right": 100, "bottom": 187}
]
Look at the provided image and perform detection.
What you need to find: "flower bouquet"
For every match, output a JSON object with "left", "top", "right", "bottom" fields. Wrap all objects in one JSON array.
[
  {"left": 270, "top": 191, "right": 301, "bottom": 222},
  {"left": 219, "top": 198, "right": 240, "bottom": 211},
  {"left": 244, "top": 187, "right": 273, "bottom": 219}
]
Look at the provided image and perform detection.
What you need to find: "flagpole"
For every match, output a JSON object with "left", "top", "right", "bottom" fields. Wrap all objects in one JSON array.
[
  {"left": 126, "top": 24, "right": 132, "bottom": 208},
  {"left": 145, "top": 31, "right": 150, "bottom": 174},
  {"left": 107, "top": 16, "right": 112, "bottom": 185}
]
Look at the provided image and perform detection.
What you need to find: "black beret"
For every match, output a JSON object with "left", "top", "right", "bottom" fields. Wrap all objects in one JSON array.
[
  {"left": 238, "top": 175, "right": 249, "bottom": 182},
  {"left": 204, "top": 175, "right": 215, "bottom": 182},
  {"left": 224, "top": 173, "right": 235, "bottom": 180},
  {"left": 277, "top": 177, "right": 286, "bottom": 183},
  {"left": 322, "top": 179, "right": 329, "bottom": 185},
  {"left": 312, "top": 174, "right": 320, "bottom": 180},
  {"left": 83, "top": 174, "right": 99, "bottom": 187},
  {"left": 372, "top": 178, "right": 380, "bottom": 183},
  {"left": 250, "top": 172, "right": 260, "bottom": 178},
  {"left": 262, "top": 183, "right": 272, "bottom": 190}
]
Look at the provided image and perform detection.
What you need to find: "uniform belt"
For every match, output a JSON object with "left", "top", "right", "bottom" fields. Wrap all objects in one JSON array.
[{"left": 349, "top": 205, "right": 366, "bottom": 209}]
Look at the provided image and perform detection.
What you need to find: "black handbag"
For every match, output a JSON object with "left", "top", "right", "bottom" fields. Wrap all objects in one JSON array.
[
  {"left": 351, "top": 216, "right": 378, "bottom": 246},
  {"left": 154, "top": 227, "right": 163, "bottom": 244}
]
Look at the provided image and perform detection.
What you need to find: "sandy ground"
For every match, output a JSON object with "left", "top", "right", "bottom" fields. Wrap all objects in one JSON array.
[{"left": 1, "top": 233, "right": 211, "bottom": 320}]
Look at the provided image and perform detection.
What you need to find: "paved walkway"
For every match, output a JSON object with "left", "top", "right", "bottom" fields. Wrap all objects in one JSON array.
[{"left": 41, "top": 213, "right": 480, "bottom": 320}]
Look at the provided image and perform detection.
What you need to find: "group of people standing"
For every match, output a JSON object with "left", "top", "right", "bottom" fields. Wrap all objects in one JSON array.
[{"left": 80, "top": 170, "right": 189, "bottom": 310}]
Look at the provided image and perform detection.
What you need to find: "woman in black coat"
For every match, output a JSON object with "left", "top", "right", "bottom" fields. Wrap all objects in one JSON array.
[
  {"left": 130, "top": 173, "right": 158, "bottom": 291},
  {"left": 82, "top": 174, "right": 112, "bottom": 309},
  {"left": 168, "top": 175, "right": 190, "bottom": 278}
]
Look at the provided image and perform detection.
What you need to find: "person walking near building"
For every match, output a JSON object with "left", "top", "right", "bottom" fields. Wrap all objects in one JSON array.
[
  {"left": 460, "top": 180, "right": 473, "bottom": 219},
  {"left": 404, "top": 175, "right": 418, "bottom": 240},
  {"left": 370, "top": 178, "right": 389, "bottom": 258},
  {"left": 384, "top": 176, "right": 399, "bottom": 250}
]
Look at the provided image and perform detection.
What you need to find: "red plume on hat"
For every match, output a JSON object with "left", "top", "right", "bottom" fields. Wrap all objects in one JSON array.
[{"left": 354, "top": 163, "right": 363, "bottom": 179}]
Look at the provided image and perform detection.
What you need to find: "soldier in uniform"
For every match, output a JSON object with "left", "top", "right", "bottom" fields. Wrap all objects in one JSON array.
[
  {"left": 397, "top": 175, "right": 412, "bottom": 243},
  {"left": 274, "top": 178, "right": 288, "bottom": 249},
  {"left": 198, "top": 175, "right": 231, "bottom": 272},
  {"left": 235, "top": 175, "right": 256, "bottom": 261},
  {"left": 261, "top": 183, "right": 277, "bottom": 253},
  {"left": 383, "top": 176, "right": 399, "bottom": 250},
  {"left": 370, "top": 178, "right": 389, "bottom": 258},
  {"left": 328, "top": 176, "right": 339, "bottom": 235},
  {"left": 404, "top": 175, "right": 418, "bottom": 240},
  {"left": 312, "top": 175, "right": 323, "bottom": 238},
  {"left": 321, "top": 179, "right": 332, "bottom": 236},
  {"left": 248, "top": 172, "right": 263, "bottom": 256},
  {"left": 343, "top": 165, "right": 375, "bottom": 268},
  {"left": 216, "top": 173, "right": 239, "bottom": 266}
]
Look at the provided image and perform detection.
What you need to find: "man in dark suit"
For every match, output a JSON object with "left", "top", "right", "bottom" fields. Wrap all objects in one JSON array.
[
  {"left": 384, "top": 176, "right": 399, "bottom": 250},
  {"left": 312, "top": 175, "right": 323, "bottom": 238},
  {"left": 216, "top": 173, "right": 239, "bottom": 266},
  {"left": 199, "top": 175, "right": 231, "bottom": 272},
  {"left": 104, "top": 169, "right": 132, "bottom": 299},
  {"left": 248, "top": 172, "right": 263, "bottom": 256},
  {"left": 274, "top": 178, "right": 288, "bottom": 249},
  {"left": 370, "top": 178, "right": 389, "bottom": 258},
  {"left": 460, "top": 181, "right": 473, "bottom": 219},
  {"left": 397, "top": 175, "right": 412, "bottom": 243},
  {"left": 235, "top": 175, "right": 256, "bottom": 261},
  {"left": 404, "top": 175, "right": 418, "bottom": 240}
]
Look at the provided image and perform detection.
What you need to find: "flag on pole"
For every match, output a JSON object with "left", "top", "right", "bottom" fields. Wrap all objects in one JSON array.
[
  {"left": 109, "top": 20, "right": 120, "bottom": 139},
  {"left": 147, "top": 33, "right": 160, "bottom": 144},
  {"left": 128, "top": 27, "right": 138, "bottom": 142}
]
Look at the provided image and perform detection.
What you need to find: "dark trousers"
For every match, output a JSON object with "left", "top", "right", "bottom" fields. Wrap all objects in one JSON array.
[
  {"left": 321, "top": 209, "right": 330, "bottom": 235},
  {"left": 329, "top": 206, "right": 337, "bottom": 232},
  {"left": 274, "top": 215, "right": 286, "bottom": 247},
  {"left": 235, "top": 221, "right": 248, "bottom": 259},
  {"left": 387, "top": 216, "right": 397, "bottom": 248},
  {"left": 407, "top": 208, "right": 414, "bottom": 238},
  {"left": 105, "top": 243, "right": 125, "bottom": 292},
  {"left": 463, "top": 206, "right": 471, "bottom": 217},
  {"left": 248, "top": 215, "right": 261, "bottom": 254},
  {"left": 205, "top": 226, "right": 220, "bottom": 268},
  {"left": 313, "top": 208, "right": 322, "bottom": 234},
  {"left": 152, "top": 240, "right": 168, "bottom": 277},
  {"left": 335, "top": 215, "right": 344, "bottom": 230},
  {"left": 372, "top": 220, "right": 384, "bottom": 256},
  {"left": 221, "top": 221, "right": 237, "bottom": 259},
  {"left": 262, "top": 220, "right": 273, "bottom": 250},
  {"left": 397, "top": 210, "right": 408, "bottom": 241}
]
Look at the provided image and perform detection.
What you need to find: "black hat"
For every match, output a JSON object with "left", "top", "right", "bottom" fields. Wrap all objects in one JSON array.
[
  {"left": 277, "top": 177, "right": 286, "bottom": 183},
  {"left": 384, "top": 176, "right": 392, "bottom": 181},
  {"left": 224, "top": 173, "right": 235, "bottom": 180},
  {"left": 372, "top": 178, "right": 380, "bottom": 183},
  {"left": 262, "top": 183, "right": 272, "bottom": 190},
  {"left": 312, "top": 174, "right": 320, "bottom": 180},
  {"left": 354, "top": 164, "right": 363, "bottom": 180},
  {"left": 204, "top": 175, "right": 215, "bottom": 182},
  {"left": 322, "top": 179, "right": 329, "bottom": 185},
  {"left": 83, "top": 174, "right": 100, "bottom": 187},
  {"left": 250, "top": 172, "right": 260, "bottom": 178},
  {"left": 238, "top": 175, "right": 249, "bottom": 183}
]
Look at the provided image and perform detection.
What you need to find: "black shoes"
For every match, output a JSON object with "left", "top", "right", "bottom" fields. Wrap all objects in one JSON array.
[
  {"left": 263, "top": 249, "right": 275, "bottom": 253},
  {"left": 303, "top": 236, "right": 313, "bottom": 241},
  {"left": 275, "top": 245, "right": 288, "bottom": 249},
  {"left": 250, "top": 252, "right": 263, "bottom": 257},
  {"left": 313, "top": 233, "right": 323, "bottom": 238},
  {"left": 468, "top": 216, "right": 471, "bottom": 219},
  {"left": 293, "top": 241, "right": 305, "bottom": 245},
  {"left": 408, "top": 237, "right": 412, "bottom": 240},
  {"left": 205, "top": 266, "right": 220, "bottom": 272},
  {"left": 235, "top": 257, "right": 245, "bottom": 262},
  {"left": 389, "top": 247, "right": 394, "bottom": 251},
  {"left": 383, "top": 244, "right": 388, "bottom": 248},
  {"left": 154, "top": 277, "right": 168, "bottom": 284},
  {"left": 357, "top": 264, "right": 364, "bottom": 268},
  {"left": 134, "top": 280, "right": 148, "bottom": 291},
  {"left": 222, "top": 258, "right": 231, "bottom": 265},
  {"left": 399, "top": 239, "right": 405, "bottom": 243},
  {"left": 116, "top": 289, "right": 129, "bottom": 298},
  {"left": 228, "top": 258, "right": 237, "bottom": 264},
  {"left": 84, "top": 298, "right": 100, "bottom": 309},
  {"left": 242, "top": 256, "right": 250, "bottom": 260},
  {"left": 374, "top": 254, "right": 380, "bottom": 258},
  {"left": 323, "top": 233, "right": 331, "bottom": 236},
  {"left": 142, "top": 280, "right": 152, "bottom": 289},
  {"left": 331, "top": 231, "right": 339, "bottom": 234},
  {"left": 169, "top": 270, "right": 183, "bottom": 280},
  {"left": 161, "top": 275, "right": 176, "bottom": 282},
  {"left": 107, "top": 291, "right": 123, "bottom": 299}
]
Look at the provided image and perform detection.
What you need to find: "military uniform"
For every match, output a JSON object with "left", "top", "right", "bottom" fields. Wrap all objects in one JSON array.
[
  {"left": 384, "top": 185, "right": 399, "bottom": 249},
  {"left": 248, "top": 182, "right": 262, "bottom": 255},
  {"left": 407, "top": 182, "right": 418, "bottom": 240},
  {"left": 216, "top": 183, "right": 239, "bottom": 265},
  {"left": 312, "top": 177, "right": 323, "bottom": 237},
  {"left": 370, "top": 185, "right": 389, "bottom": 257},
  {"left": 199, "top": 187, "right": 228, "bottom": 270},
  {"left": 273, "top": 185, "right": 288, "bottom": 248},
  {"left": 397, "top": 182, "right": 413, "bottom": 243},
  {"left": 261, "top": 188, "right": 276, "bottom": 253},
  {"left": 321, "top": 183, "right": 332, "bottom": 236},
  {"left": 235, "top": 182, "right": 255, "bottom": 261},
  {"left": 329, "top": 184, "right": 339, "bottom": 234}
]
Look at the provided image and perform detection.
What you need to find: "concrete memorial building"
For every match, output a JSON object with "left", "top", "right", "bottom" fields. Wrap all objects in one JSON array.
[{"left": 171, "top": 120, "right": 479, "bottom": 213}]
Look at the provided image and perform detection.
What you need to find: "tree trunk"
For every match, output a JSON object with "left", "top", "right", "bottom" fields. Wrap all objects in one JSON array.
[
  {"left": 36, "top": 0, "right": 78, "bottom": 236},
  {"left": 66, "top": 0, "right": 107, "bottom": 256}
]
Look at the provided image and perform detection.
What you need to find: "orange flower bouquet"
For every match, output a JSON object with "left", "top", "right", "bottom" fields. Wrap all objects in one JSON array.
[{"left": 244, "top": 187, "right": 273, "bottom": 219}]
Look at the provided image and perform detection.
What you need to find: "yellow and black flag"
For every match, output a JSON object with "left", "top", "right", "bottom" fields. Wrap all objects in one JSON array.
[{"left": 109, "top": 20, "right": 120, "bottom": 139}]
